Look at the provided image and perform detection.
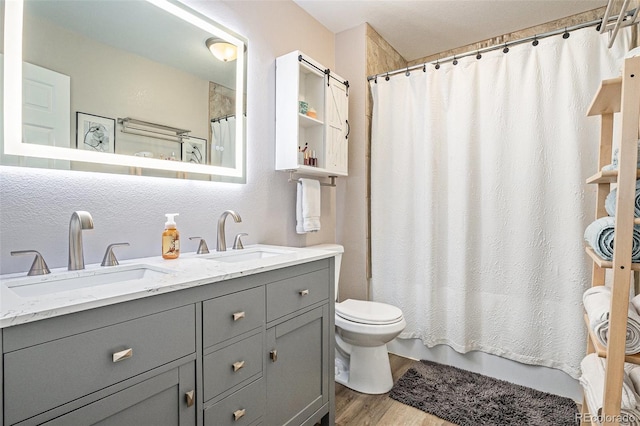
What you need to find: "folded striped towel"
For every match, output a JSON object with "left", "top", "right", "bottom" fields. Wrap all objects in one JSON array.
[
  {"left": 584, "top": 216, "right": 640, "bottom": 262},
  {"left": 584, "top": 286, "right": 640, "bottom": 354},
  {"left": 605, "top": 180, "right": 640, "bottom": 217}
]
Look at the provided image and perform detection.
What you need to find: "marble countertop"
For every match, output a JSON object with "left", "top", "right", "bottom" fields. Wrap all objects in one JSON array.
[{"left": 0, "top": 244, "right": 338, "bottom": 329}]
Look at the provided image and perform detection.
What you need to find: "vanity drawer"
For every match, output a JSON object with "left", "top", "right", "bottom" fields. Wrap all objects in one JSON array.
[
  {"left": 203, "top": 286, "right": 265, "bottom": 348},
  {"left": 4, "top": 304, "right": 195, "bottom": 425},
  {"left": 266, "top": 268, "right": 329, "bottom": 322},
  {"left": 203, "top": 332, "right": 263, "bottom": 401},
  {"left": 204, "top": 378, "right": 265, "bottom": 426}
]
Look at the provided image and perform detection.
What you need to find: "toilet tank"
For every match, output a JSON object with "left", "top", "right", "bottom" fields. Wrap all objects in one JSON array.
[{"left": 308, "top": 244, "right": 343, "bottom": 301}]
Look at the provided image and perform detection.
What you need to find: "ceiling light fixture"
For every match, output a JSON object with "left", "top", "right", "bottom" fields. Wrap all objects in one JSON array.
[{"left": 206, "top": 37, "right": 237, "bottom": 62}]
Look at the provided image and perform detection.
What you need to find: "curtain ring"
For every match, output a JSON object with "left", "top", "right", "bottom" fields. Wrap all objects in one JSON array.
[
  {"left": 532, "top": 36, "right": 539, "bottom": 46},
  {"left": 476, "top": 51, "right": 482, "bottom": 60},
  {"left": 562, "top": 28, "right": 570, "bottom": 39},
  {"left": 452, "top": 56, "right": 458, "bottom": 66},
  {"left": 435, "top": 60, "right": 440, "bottom": 70},
  {"left": 385, "top": 73, "right": 390, "bottom": 81},
  {"left": 503, "top": 43, "right": 509, "bottom": 54}
]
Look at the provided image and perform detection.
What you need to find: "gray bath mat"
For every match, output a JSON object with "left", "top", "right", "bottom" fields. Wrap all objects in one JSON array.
[{"left": 389, "top": 360, "right": 578, "bottom": 425}]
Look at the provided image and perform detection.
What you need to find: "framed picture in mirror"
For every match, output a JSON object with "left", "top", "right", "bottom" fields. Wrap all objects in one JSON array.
[
  {"left": 76, "top": 112, "right": 116, "bottom": 153},
  {"left": 182, "top": 137, "right": 206, "bottom": 164}
]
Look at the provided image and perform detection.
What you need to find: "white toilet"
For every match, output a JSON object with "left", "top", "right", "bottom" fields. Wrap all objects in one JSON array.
[{"left": 311, "top": 244, "right": 406, "bottom": 394}]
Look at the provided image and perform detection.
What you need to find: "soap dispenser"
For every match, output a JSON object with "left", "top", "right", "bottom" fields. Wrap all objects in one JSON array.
[{"left": 162, "top": 213, "right": 180, "bottom": 259}]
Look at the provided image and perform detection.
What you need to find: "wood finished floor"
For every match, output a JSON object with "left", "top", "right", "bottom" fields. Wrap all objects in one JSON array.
[{"left": 335, "top": 354, "right": 455, "bottom": 426}]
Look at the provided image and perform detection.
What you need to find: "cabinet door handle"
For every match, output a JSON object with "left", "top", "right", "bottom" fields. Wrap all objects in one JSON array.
[
  {"left": 270, "top": 349, "right": 278, "bottom": 362},
  {"left": 112, "top": 348, "right": 133, "bottom": 363},
  {"left": 185, "top": 390, "right": 195, "bottom": 408},
  {"left": 299, "top": 289, "right": 309, "bottom": 296},
  {"left": 233, "top": 408, "right": 246, "bottom": 421},
  {"left": 232, "top": 360, "right": 245, "bottom": 372},
  {"left": 232, "top": 311, "right": 246, "bottom": 321}
]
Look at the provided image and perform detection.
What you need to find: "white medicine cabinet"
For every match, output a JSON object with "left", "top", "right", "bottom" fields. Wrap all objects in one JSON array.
[{"left": 275, "top": 50, "right": 349, "bottom": 177}]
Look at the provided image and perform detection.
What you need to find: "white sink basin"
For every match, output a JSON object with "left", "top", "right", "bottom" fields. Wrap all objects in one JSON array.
[
  {"left": 2, "top": 264, "right": 172, "bottom": 298},
  {"left": 202, "top": 247, "right": 294, "bottom": 263}
]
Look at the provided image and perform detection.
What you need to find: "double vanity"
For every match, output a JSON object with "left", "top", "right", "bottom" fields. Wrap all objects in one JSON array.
[{"left": 0, "top": 244, "right": 337, "bottom": 426}]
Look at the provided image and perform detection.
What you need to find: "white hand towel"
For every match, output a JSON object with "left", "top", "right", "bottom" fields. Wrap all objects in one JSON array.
[
  {"left": 296, "top": 178, "right": 321, "bottom": 234},
  {"left": 580, "top": 353, "right": 640, "bottom": 425}
]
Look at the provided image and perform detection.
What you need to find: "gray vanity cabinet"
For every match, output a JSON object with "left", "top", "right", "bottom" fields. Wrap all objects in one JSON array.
[
  {"left": 201, "top": 286, "right": 266, "bottom": 425},
  {"left": 265, "top": 265, "right": 334, "bottom": 426},
  {"left": 1, "top": 258, "right": 335, "bottom": 426},
  {"left": 2, "top": 303, "right": 198, "bottom": 426},
  {"left": 41, "top": 361, "right": 196, "bottom": 426}
]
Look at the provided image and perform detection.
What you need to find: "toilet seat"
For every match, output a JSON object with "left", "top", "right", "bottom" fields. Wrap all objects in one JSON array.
[{"left": 336, "top": 299, "right": 403, "bottom": 325}]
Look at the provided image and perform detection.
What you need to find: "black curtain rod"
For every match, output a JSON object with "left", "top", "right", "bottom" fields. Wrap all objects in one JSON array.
[{"left": 367, "top": 15, "right": 629, "bottom": 82}]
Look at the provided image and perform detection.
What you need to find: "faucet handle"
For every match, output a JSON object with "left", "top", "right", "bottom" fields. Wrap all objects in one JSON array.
[
  {"left": 189, "top": 237, "right": 210, "bottom": 254},
  {"left": 233, "top": 233, "right": 248, "bottom": 250},
  {"left": 101, "top": 243, "right": 130, "bottom": 267},
  {"left": 11, "top": 250, "right": 51, "bottom": 276}
]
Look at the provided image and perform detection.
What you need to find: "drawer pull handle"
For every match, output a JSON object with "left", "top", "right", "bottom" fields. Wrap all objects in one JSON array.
[
  {"left": 232, "top": 311, "right": 246, "bottom": 321},
  {"left": 299, "top": 289, "right": 309, "bottom": 296},
  {"left": 270, "top": 349, "right": 278, "bottom": 362},
  {"left": 233, "top": 408, "right": 246, "bottom": 421},
  {"left": 232, "top": 360, "right": 245, "bottom": 372},
  {"left": 185, "top": 390, "right": 195, "bottom": 407},
  {"left": 112, "top": 348, "right": 133, "bottom": 363}
]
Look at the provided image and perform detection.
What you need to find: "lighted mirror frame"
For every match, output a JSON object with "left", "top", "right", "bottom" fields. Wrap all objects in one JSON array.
[{"left": 3, "top": 0, "right": 246, "bottom": 179}]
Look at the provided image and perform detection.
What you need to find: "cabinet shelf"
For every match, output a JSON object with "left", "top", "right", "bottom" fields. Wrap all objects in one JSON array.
[
  {"left": 299, "top": 113, "right": 324, "bottom": 127},
  {"left": 287, "top": 165, "right": 347, "bottom": 177},
  {"left": 586, "top": 169, "right": 640, "bottom": 184},
  {"left": 585, "top": 247, "right": 640, "bottom": 271},
  {"left": 584, "top": 314, "right": 640, "bottom": 364}
]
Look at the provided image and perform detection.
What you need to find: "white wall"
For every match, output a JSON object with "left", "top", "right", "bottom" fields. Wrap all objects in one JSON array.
[{"left": 0, "top": 0, "right": 337, "bottom": 274}]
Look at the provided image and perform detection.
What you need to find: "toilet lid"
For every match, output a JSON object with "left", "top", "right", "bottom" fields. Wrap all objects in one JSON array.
[{"left": 336, "top": 299, "right": 403, "bottom": 325}]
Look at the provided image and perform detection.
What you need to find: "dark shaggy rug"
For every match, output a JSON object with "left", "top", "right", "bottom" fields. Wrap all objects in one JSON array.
[{"left": 389, "top": 360, "right": 579, "bottom": 426}]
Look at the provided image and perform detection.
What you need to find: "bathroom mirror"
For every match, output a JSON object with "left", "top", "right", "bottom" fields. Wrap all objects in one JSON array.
[{"left": 1, "top": 0, "right": 247, "bottom": 182}]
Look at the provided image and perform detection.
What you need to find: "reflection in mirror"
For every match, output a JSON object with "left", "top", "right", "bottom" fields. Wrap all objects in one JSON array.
[{"left": 1, "top": 0, "right": 247, "bottom": 181}]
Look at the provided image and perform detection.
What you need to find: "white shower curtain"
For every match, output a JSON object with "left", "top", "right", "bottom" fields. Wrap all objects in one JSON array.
[
  {"left": 370, "top": 27, "right": 631, "bottom": 378},
  {"left": 211, "top": 116, "right": 236, "bottom": 168}
]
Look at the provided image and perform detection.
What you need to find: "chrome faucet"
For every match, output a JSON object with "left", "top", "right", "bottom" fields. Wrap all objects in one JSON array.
[
  {"left": 68, "top": 211, "right": 94, "bottom": 270},
  {"left": 217, "top": 210, "right": 242, "bottom": 252}
]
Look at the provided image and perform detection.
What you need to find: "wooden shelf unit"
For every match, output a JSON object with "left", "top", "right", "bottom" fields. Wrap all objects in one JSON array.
[
  {"left": 585, "top": 247, "right": 640, "bottom": 271},
  {"left": 582, "top": 56, "right": 640, "bottom": 426},
  {"left": 586, "top": 169, "right": 640, "bottom": 184}
]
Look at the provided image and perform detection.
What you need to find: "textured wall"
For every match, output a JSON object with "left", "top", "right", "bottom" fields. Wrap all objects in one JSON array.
[{"left": 0, "top": 0, "right": 336, "bottom": 274}]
